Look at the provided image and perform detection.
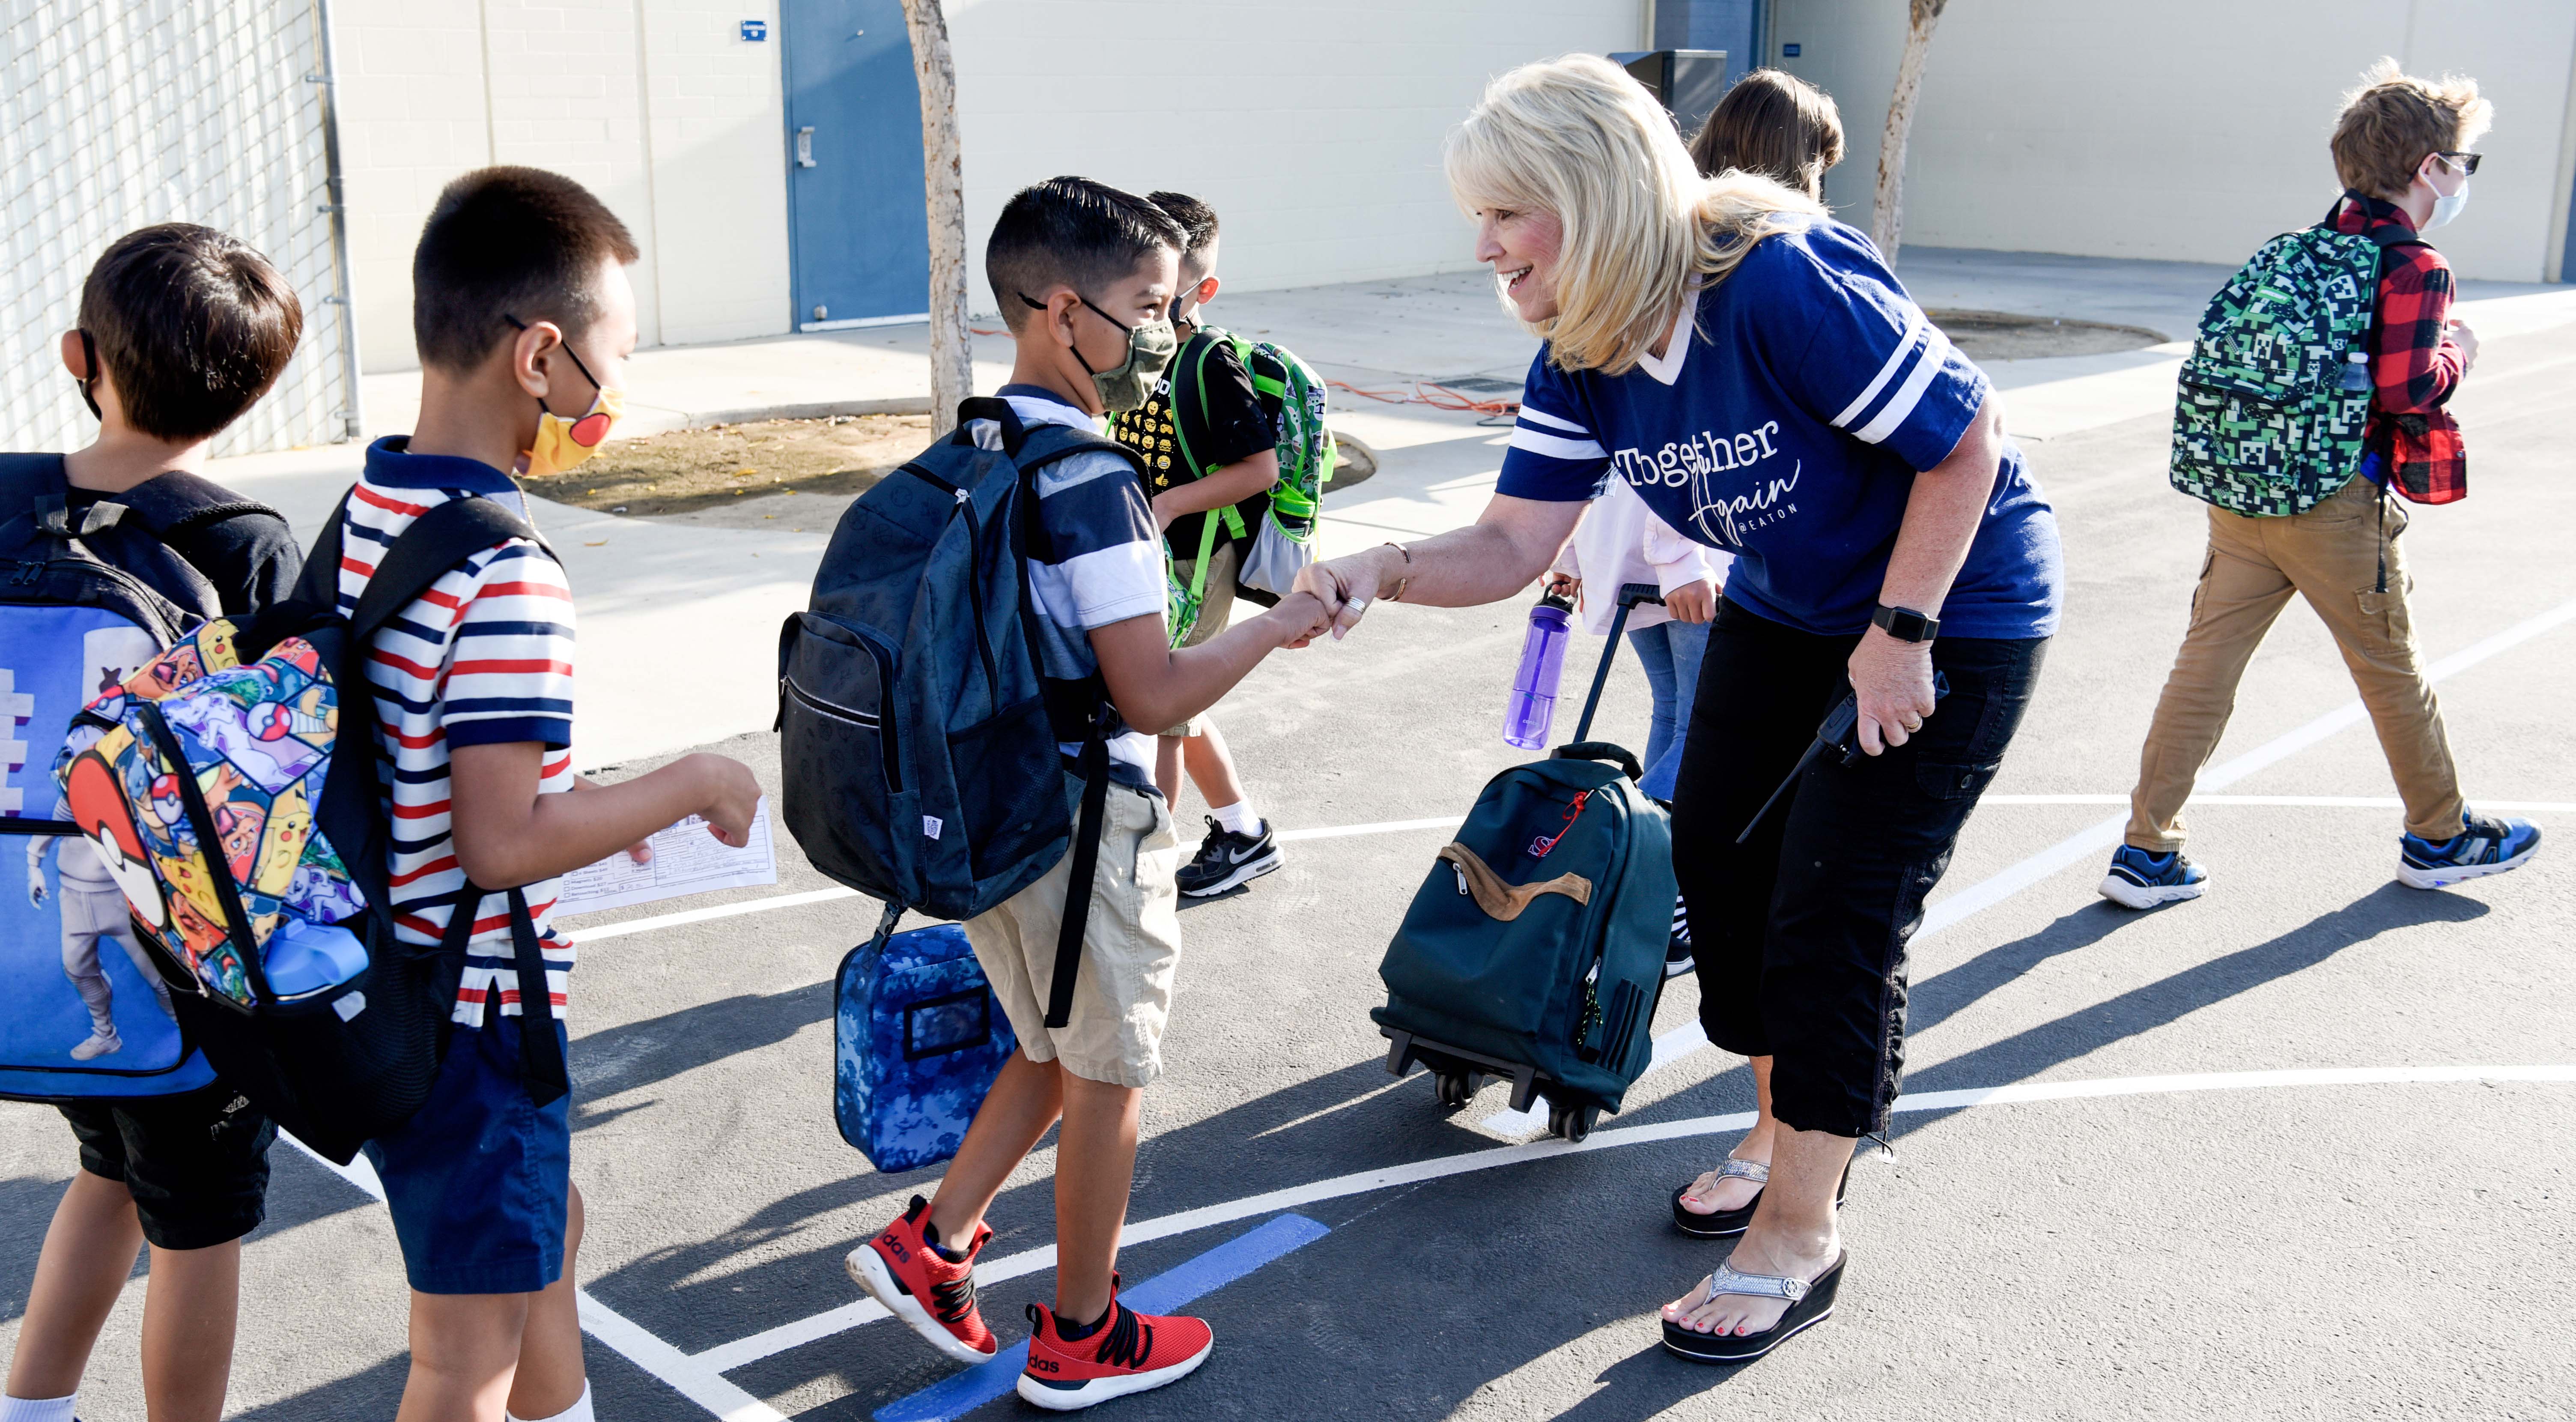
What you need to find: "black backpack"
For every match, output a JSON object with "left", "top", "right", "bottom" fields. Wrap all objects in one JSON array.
[{"left": 0, "top": 454, "right": 286, "bottom": 1103}]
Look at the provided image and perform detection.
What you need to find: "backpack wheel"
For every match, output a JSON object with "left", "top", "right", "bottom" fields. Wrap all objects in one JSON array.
[
  {"left": 1433, "top": 1072, "right": 1472, "bottom": 1111},
  {"left": 1548, "top": 1102, "right": 1596, "bottom": 1144}
]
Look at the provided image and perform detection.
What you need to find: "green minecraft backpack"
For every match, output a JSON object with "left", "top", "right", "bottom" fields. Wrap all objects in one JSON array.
[
  {"left": 2169, "top": 224, "right": 2422, "bottom": 517},
  {"left": 1167, "top": 329, "right": 1336, "bottom": 644}
]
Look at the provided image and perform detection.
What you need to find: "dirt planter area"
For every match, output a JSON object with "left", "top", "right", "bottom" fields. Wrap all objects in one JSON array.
[
  {"left": 525, "top": 412, "right": 1379, "bottom": 532},
  {"left": 519, "top": 413, "right": 930, "bottom": 517}
]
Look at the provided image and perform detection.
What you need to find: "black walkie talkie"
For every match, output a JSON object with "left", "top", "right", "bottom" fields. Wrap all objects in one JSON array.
[{"left": 1735, "top": 672, "right": 1950, "bottom": 845}]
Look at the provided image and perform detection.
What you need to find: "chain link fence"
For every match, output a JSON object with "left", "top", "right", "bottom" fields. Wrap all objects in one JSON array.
[{"left": 0, "top": 0, "right": 361, "bottom": 459}]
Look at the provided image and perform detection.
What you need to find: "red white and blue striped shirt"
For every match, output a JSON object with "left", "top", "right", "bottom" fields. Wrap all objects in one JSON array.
[{"left": 340, "top": 437, "right": 577, "bottom": 1025}]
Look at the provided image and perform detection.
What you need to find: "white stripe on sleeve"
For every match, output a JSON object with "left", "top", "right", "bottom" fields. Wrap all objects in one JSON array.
[
  {"left": 1852, "top": 328, "right": 1955, "bottom": 445},
  {"left": 1509, "top": 426, "right": 1609, "bottom": 461},
  {"left": 1515, "top": 406, "right": 1590, "bottom": 436},
  {"left": 1831, "top": 305, "right": 1930, "bottom": 429}
]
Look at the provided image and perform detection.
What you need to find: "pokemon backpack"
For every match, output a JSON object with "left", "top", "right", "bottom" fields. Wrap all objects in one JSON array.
[
  {"left": 0, "top": 454, "right": 289, "bottom": 1102},
  {"left": 49, "top": 490, "right": 568, "bottom": 1162}
]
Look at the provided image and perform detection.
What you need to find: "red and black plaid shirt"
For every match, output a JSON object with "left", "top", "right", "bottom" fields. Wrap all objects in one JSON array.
[{"left": 2326, "top": 191, "right": 2466, "bottom": 502}]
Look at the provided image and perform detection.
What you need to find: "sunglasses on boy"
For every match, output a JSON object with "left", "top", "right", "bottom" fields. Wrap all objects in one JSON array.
[{"left": 2433, "top": 151, "right": 2483, "bottom": 177}]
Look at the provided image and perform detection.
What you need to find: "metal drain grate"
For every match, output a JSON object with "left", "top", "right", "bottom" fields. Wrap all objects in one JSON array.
[{"left": 1434, "top": 376, "right": 1522, "bottom": 394}]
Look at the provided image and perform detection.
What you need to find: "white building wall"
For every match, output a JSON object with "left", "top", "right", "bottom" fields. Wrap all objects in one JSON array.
[
  {"left": 336, "top": 0, "right": 790, "bottom": 371},
  {"left": 333, "top": 0, "right": 1641, "bottom": 370},
  {"left": 942, "top": 0, "right": 1645, "bottom": 314},
  {"left": 1769, "top": 0, "right": 2576, "bottom": 283}
]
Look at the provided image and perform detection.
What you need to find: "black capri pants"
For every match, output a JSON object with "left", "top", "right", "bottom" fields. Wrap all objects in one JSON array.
[{"left": 1667, "top": 598, "right": 2048, "bottom": 1138}]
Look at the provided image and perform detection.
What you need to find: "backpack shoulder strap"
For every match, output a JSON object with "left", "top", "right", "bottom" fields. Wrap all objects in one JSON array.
[
  {"left": 0, "top": 452, "right": 70, "bottom": 549},
  {"left": 106, "top": 470, "right": 288, "bottom": 542},
  {"left": 349, "top": 496, "right": 548, "bottom": 641}
]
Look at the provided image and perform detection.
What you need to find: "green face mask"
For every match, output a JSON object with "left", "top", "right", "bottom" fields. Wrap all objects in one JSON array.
[{"left": 1023, "top": 292, "right": 1178, "bottom": 413}]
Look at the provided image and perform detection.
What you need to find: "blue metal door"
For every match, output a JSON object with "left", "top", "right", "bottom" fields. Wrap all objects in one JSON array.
[{"left": 781, "top": 0, "right": 930, "bottom": 330}]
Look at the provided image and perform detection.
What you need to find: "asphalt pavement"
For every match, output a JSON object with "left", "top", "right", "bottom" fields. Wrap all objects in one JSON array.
[{"left": 4, "top": 289, "right": 2573, "bottom": 1420}]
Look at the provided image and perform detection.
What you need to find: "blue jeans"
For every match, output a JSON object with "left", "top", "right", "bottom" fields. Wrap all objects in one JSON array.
[{"left": 1628, "top": 618, "right": 1709, "bottom": 802}]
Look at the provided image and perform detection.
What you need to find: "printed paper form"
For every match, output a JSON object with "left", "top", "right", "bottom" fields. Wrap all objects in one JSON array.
[{"left": 555, "top": 801, "right": 778, "bottom": 917}]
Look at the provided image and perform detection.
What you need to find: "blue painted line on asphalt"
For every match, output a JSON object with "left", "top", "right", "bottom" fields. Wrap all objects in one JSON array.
[{"left": 874, "top": 1213, "right": 1331, "bottom": 1422}]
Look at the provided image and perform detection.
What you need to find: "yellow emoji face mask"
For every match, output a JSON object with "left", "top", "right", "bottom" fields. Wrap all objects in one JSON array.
[{"left": 506, "top": 313, "right": 623, "bottom": 478}]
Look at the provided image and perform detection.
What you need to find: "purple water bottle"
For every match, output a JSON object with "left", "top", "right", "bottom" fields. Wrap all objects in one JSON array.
[{"left": 1503, "top": 587, "right": 1576, "bottom": 750}]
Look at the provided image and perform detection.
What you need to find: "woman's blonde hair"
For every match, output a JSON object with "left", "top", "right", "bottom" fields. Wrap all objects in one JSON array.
[{"left": 1446, "top": 53, "right": 1823, "bottom": 375}]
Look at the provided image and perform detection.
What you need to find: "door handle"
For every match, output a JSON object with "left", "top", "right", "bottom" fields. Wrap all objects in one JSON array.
[{"left": 795, "top": 127, "right": 816, "bottom": 168}]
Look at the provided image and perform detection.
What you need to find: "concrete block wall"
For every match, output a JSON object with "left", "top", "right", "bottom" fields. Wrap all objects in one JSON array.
[{"left": 1769, "top": 0, "right": 2576, "bottom": 282}]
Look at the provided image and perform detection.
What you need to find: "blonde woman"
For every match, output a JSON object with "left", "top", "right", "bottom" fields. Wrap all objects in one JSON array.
[{"left": 1293, "top": 55, "right": 2061, "bottom": 1362}]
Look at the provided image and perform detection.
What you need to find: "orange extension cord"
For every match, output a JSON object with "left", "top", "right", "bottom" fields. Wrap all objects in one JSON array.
[{"left": 1326, "top": 378, "right": 1521, "bottom": 424}]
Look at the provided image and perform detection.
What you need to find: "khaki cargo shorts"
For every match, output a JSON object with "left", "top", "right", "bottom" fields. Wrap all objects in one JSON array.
[
  {"left": 965, "top": 784, "right": 1181, "bottom": 1088},
  {"left": 1160, "top": 539, "right": 1240, "bottom": 738}
]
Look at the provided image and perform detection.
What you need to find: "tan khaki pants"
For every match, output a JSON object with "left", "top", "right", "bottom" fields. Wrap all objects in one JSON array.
[{"left": 2127, "top": 476, "right": 2465, "bottom": 851}]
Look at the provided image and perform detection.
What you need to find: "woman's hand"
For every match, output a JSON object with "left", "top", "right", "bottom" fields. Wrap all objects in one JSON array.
[
  {"left": 1149, "top": 492, "right": 1178, "bottom": 533},
  {"left": 1290, "top": 545, "right": 1400, "bottom": 642},
  {"left": 1662, "top": 578, "right": 1715, "bottom": 624},
  {"left": 1847, "top": 627, "right": 1936, "bottom": 756}
]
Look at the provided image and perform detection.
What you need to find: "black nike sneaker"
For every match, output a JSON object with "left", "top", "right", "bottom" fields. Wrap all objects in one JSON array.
[{"left": 1176, "top": 816, "right": 1283, "bottom": 897}]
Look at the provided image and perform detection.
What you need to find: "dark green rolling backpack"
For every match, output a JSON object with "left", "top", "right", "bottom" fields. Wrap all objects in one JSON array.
[{"left": 1373, "top": 587, "right": 1677, "bottom": 1142}]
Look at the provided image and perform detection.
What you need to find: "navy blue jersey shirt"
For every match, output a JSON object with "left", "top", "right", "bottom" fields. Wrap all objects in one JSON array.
[{"left": 1496, "top": 219, "right": 2063, "bottom": 640}]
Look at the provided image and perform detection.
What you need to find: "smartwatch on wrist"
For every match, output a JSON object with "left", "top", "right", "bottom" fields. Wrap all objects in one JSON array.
[{"left": 1871, "top": 603, "right": 1939, "bottom": 643}]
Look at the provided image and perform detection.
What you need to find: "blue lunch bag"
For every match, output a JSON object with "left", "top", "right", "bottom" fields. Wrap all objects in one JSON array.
[{"left": 834, "top": 911, "right": 1016, "bottom": 1173}]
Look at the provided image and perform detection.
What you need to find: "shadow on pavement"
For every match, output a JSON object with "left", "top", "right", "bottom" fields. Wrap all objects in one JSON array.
[
  {"left": 0, "top": 1171, "right": 77, "bottom": 1323},
  {"left": 1903, "top": 882, "right": 2492, "bottom": 1113},
  {"left": 229, "top": 1354, "right": 406, "bottom": 1419},
  {"left": 569, "top": 983, "right": 833, "bottom": 1120},
  {"left": 1908, "top": 900, "right": 2135, "bottom": 1038}
]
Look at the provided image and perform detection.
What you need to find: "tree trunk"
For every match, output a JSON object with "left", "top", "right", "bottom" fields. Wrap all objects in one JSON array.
[
  {"left": 902, "top": 0, "right": 972, "bottom": 436},
  {"left": 1871, "top": 0, "right": 1949, "bottom": 262}
]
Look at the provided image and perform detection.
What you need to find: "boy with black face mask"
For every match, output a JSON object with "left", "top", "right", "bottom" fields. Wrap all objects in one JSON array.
[
  {"left": 1106, "top": 192, "right": 1288, "bottom": 898},
  {"left": 847, "top": 176, "right": 1328, "bottom": 1412}
]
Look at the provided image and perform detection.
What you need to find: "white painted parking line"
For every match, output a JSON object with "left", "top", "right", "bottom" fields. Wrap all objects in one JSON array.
[
  {"left": 696, "top": 1063, "right": 2576, "bottom": 1382},
  {"left": 1985, "top": 795, "right": 2576, "bottom": 811},
  {"left": 571, "top": 885, "right": 860, "bottom": 941},
  {"left": 278, "top": 1135, "right": 792, "bottom": 1422}
]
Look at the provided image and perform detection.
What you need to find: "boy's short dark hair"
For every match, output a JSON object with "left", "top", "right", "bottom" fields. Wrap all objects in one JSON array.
[
  {"left": 986, "top": 176, "right": 1186, "bottom": 333},
  {"left": 79, "top": 224, "right": 303, "bottom": 442},
  {"left": 412, "top": 166, "right": 640, "bottom": 372},
  {"left": 1147, "top": 191, "right": 1220, "bottom": 276}
]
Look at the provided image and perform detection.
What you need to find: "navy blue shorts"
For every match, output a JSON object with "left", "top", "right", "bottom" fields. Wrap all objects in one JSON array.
[{"left": 363, "top": 1013, "right": 572, "bottom": 1296}]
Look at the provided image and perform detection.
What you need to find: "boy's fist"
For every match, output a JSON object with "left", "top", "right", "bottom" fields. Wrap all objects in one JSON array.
[
  {"left": 689, "top": 754, "right": 765, "bottom": 846},
  {"left": 1269, "top": 590, "right": 1335, "bottom": 648}
]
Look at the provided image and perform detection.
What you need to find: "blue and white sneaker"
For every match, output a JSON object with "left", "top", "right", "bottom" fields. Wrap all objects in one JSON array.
[
  {"left": 2098, "top": 845, "right": 2209, "bottom": 910},
  {"left": 2397, "top": 812, "right": 2541, "bottom": 890}
]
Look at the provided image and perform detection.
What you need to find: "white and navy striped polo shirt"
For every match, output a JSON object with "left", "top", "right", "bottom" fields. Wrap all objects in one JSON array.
[
  {"left": 1496, "top": 219, "right": 2062, "bottom": 640},
  {"left": 339, "top": 437, "right": 577, "bottom": 1025},
  {"left": 980, "top": 384, "right": 1168, "bottom": 791}
]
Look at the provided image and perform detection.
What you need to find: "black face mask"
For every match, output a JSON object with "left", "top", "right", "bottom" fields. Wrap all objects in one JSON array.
[{"left": 74, "top": 330, "right": 102, "bottom": 420}]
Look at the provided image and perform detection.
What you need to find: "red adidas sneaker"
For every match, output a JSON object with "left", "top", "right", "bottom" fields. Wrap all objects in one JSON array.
[
  {"left": 846, "top": 1196, "right": 996, "bottom": 1365},
  {"left": 1016, "top": 1282, "right": 1214, "bottom": 1411}
]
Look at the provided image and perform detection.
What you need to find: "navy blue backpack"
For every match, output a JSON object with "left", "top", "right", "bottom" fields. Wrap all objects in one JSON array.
[
  {"left": 785, "top": 399, "right": 1147, "bottom": 1166},
  {"left": 0, "top": 454, "right": 285, "bottom": 1102}
]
